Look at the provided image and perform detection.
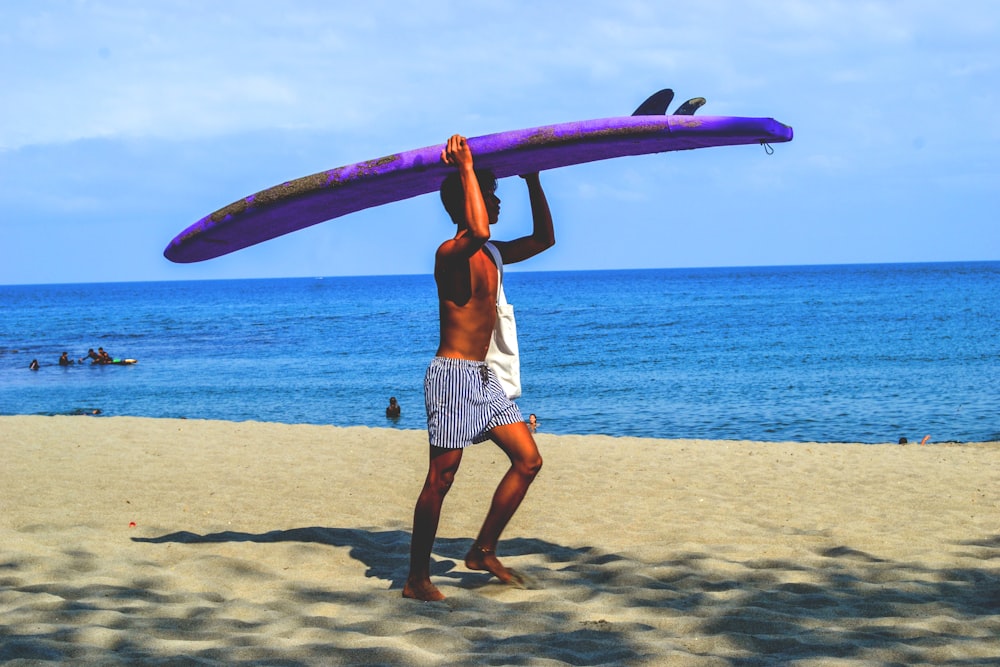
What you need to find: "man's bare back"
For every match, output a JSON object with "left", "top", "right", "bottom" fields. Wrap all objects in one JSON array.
[{"left": 435, "top": 246, "right": 499, "bottom": 360}]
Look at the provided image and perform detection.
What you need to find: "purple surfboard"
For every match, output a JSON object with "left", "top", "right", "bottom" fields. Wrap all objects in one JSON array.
[{"left": 164, "top": 114, "right": 793, "bottom": 263}]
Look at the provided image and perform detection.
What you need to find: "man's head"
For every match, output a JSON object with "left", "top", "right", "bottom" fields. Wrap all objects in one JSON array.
[{"left": 440, "top": 169, "right": 499, "bottom": 225}]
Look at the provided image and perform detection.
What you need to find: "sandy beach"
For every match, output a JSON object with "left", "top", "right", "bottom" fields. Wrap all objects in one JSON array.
[{"left": 1, "top": 415, "right": 997, "bottom": 665}]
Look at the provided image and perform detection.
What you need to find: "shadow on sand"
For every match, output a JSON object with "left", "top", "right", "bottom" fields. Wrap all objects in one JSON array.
[{"left": 1, "top": 527, "right": 997, "bottom": 665}]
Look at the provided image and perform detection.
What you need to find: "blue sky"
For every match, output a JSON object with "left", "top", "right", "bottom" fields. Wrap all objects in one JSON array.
[{"left": 1, "top": 1, "right": 997, "bottom": 285}]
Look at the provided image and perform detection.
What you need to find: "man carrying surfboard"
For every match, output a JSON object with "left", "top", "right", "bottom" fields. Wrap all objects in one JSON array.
[{"left": 403, "top": 134, "right": 555, "bottom": 602}]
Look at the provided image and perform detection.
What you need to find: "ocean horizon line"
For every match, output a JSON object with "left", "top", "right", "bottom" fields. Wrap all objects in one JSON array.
[{"left": 4, "top": 258, "right": 996, "bottom": 289}]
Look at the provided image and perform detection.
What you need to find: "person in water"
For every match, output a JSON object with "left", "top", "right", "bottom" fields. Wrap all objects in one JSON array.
[
  {"left": 386, "top": 397, "right": 401, "bottom": 419},
  {"left": 29, "top": 359, "right": 39, "bottom": 370},
  {"left": 59, "top": 352, "right": 71, "bottom": 366},
  {"left": 80, "top": 348, "right": 99, "bottom": 363},
  {"left": 403, "top": 134, "right": 555, "bottom": 602}
]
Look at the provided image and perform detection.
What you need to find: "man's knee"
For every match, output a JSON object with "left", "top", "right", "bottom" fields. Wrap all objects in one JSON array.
[
  {"left": 427, "top": 467, "right": 458, "bottom": 495},
  {"left": 425, "top": 447, "right": 463, "bottom": 495},
  {"left": 517, "top": 452, "right": 543, "bottom": 478}
]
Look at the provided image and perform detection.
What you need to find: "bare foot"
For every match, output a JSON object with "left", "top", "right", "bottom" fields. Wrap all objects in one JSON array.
[
  {"left": 465, "top": 544, "right": 527, "bottom": 588},
  {"left": 402, "top": 578, "right": 446, "bottom": 601}
]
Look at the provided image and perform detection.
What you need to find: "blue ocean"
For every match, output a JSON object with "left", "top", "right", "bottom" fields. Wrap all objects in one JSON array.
[{"left": 2, "top": 262, "right": 997, "bottom": 443}]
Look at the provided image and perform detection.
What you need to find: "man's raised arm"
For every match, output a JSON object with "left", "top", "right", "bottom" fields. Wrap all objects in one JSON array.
[
  {"left": 438, "top": 134, "right": 491, "bottom": 260},
  {"left": 496, "top": 173, "right": 555, "bottom": 265}
]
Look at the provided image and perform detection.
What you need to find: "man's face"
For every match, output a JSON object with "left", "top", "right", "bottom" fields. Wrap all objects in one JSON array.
[{"left": 485, "top": 190, "right": 500, "bottom": 225}]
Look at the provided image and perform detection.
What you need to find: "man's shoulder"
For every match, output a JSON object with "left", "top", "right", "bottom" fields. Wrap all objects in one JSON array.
[
  {"left": 435, "top": 236, "right": 464, "bottom": 256},
  {"left": 436, "top": 238, "right": 492, "bottom": 263}
]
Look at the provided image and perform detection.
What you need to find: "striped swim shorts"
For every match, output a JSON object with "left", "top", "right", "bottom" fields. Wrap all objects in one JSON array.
[{"left": 424, "top": 357, "right": 523, "bottom": 449}]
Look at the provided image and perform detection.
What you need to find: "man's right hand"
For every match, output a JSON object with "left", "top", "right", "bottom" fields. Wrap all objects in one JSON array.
[{"left": 441, "top": 134, "right": 474, "bottom": 169}]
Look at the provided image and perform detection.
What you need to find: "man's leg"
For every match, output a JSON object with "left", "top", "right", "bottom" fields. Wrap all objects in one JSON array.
[
  {"left": 403, "top": 445, "right": 463, "bottom": 601},
  {"left": 465, "top": 421, "right": 543, "bottom": 583}
]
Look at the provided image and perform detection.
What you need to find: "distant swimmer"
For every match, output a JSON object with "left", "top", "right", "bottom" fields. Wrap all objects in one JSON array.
[
  {"left": 59, "top": 352, "right": 71, "bottom": 366},
  {"left": 29, "top": 359, "right": 39, "bottom": 371},
  {"left": 527, "top": 413, "right": 538, "bottom": 433},
  {"left": 80, "top": 348, "right": 99, "bottom": 363},
  {"left": 386, "top": 396, "right": 401, "bottom": 419}
]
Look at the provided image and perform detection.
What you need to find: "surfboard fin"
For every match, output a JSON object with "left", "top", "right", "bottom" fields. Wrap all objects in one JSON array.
[
  {"left": 632, "top": 89, "right": 675, "bottom": 116},
  {"left": 673, "top": 97, "right": 707, "bottom": 115}
]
